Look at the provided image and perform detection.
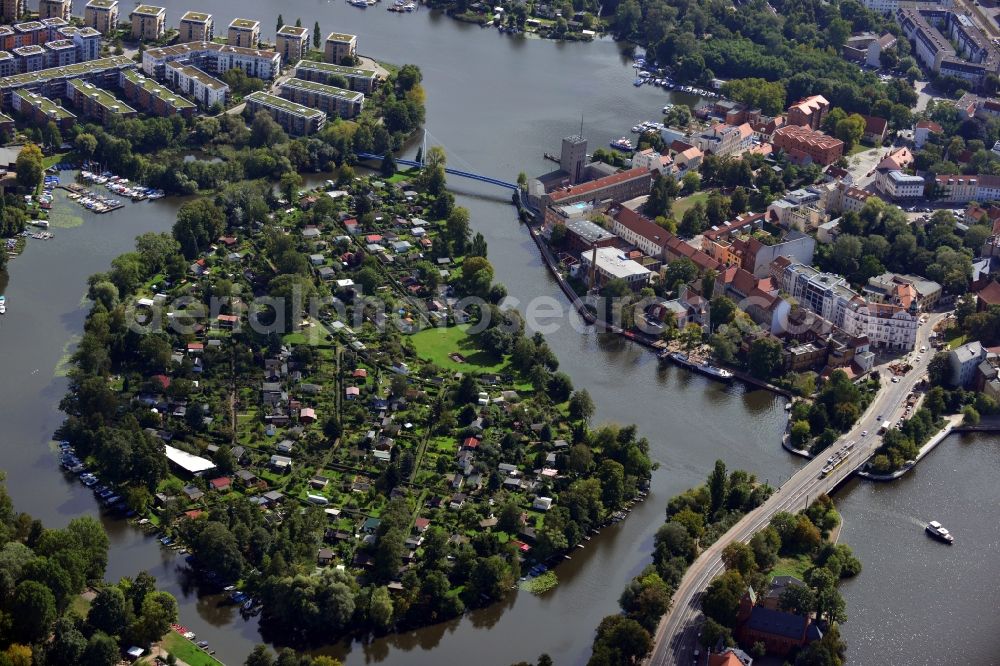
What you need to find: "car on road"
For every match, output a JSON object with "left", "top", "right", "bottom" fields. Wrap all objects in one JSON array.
[
  {"left": 861, "top": 430, "right": 868, "bottom": 437},
  {"left": 920, "top": 345, "right": 927, "bottom": 353},
  {"left": 892, "top": 377, "right": 900, "bottom": 383}
]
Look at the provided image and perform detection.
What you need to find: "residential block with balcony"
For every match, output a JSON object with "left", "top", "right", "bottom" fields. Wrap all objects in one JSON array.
[
  {"left": 293, "top": 58, "right": 377, "bottom": 93},
  {"left": 179, "top": 11, "right": 213, "bottom": 43},
  {"left": 324, "top": 31, "right": 356, "bottom": 64},
  {"left": 84, "top": 0, "right": 118, "bottom": 35},
  {"left": 38, "top": 0, "right": 71, "bottom": 21},
  {"left": 244, "top": 90, "right": 327, "bottom": 136},
  {"left": 130, "top": 4, "right": 165, "bottom": 41},
  {"left": 278, "top": 77, "right": 362, "bottom": 119},
  {"left": 227, "top": 18, "right": 259, "bottom": 48},
  {"left": 66, "top": 78, "right": 136, "bottom": 125},
  {"left": 163, "top": 60, "right": 228, "bottom": 108},
  {"left": 119, "top": 68, "right": 195, "bottom": 118},
  {"left": 276, "top": 25, "right": 309, "bottom": 66}
]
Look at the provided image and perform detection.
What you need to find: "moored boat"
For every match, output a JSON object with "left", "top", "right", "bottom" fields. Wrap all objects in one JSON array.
[
  {"left": 663, "top": 351, "right": 733, "bottom": 381},
  {"left": 609, "top": 137, "right": 633, "bottom": 151}
]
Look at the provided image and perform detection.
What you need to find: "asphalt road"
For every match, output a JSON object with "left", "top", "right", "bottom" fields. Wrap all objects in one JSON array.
[{"left": 647, "top": 313, "right": 946, "bottom": 665}]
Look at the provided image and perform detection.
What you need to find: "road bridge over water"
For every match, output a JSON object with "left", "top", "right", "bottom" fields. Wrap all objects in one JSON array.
[{"left": 647, "top": 314, "right": 945, "bottom": 665}]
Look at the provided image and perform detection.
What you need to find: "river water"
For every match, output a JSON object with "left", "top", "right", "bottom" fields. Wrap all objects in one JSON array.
[{"left": 0, "top": 3, "right": 985, "bottom": 664}]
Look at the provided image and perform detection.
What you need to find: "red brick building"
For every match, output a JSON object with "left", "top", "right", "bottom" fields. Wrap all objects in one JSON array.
[
  {"left": 772, "top": 125, "right": 844, "bottom": 166},
  {"left": 735, "top": 586, "right": 823, "bottom": 657},
  {"left": 543, "top": 167, "right": 653, "bottom": 208},
  {"left": 786, "top": 95, "right": 829, "bottom": 130}
]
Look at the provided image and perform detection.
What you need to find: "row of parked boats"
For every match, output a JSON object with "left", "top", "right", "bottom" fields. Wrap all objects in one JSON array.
[
  {"left": 79, "top": 170, "right": 164, "bottom": 201},
  {"left": 58, "top": 441, "right": 137, "bottom": 517},
  {"left": 64, "top": 185, "right": 125, "bottom": 214},
  {"left": 387, "top": 0, "right": 418, "bottom": 10},
  {"left": 632, "top": 69, "right": 720, "bottom": 98},
  {"left": 631, "top": 119, "right": 669, "bottom": 134}
]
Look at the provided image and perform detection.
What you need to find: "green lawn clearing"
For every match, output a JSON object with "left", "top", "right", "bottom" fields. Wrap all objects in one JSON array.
[
  {"left": 154, "top": 630, "right": 225, "bottom": 666},
  {"left": 672, "top": 190, "right": 711, "bottom": 218},
  {"left": 410, "top": 324, "right": 507, "bottom": 372},
  {"left": 769, "top": 554, "right": 813, "bottom": 581}
]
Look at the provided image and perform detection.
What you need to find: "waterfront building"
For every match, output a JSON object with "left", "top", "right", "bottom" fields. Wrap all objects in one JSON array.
[
  {"left": 244, "top": 90, "right": 326, "bottom": 136},
  {"left": 278, "top": 77, "right": 363, "bottom": 119},
  {"left": 44, "top": 39, "right": 76, "bottom": 68},
  {"left": 142, "top": 41, "right": 280, "bottom": 81},
  {"left": 130, "top": 5, "right": 165, "bottom": 41},
  {"left": 13, "top": 45, "right": 45, "bottom": 73},
  {"left": 560, "top": 134, "right": 587, "bottom": 184},
  {"left": 735, "top": 586, "right": 822, "bottom": 657},
  {"left": 578, "top": 246, "right": 652, "bottom": 290},
  {"left": 0, "top": 0, "right": 24, "bottom": 23},
  {"left": 771, "top": 125, "right": 844, "bottom": 165},
  {"left": 324, "top": 31, "right": 357, "bottom": 64},
  {"left": 562, "top": 216, "right": 617, "bottom": 253},
  {"left": 72, "top": 27, "right": 100, "bottom": 62},
  {"left": 39, "top": 0, "right": 71, "bottom": 20},
  {"left": 66, "top": 78, "right": 136, "bottom": 124},
  {"left": 163, "top": 60, "right": 227, "bottom": 108},
  {"left": 227, "top": 18, "right": 260, "bottom": 48},
  {"left": 292, "top": 59, "right": 377, "bottom": 93},
  {"left": 543, "top": 167, "right": 653, "bottom": 209},
  {"left": 119, "top": 68, "right": 195, "bottom": 118},
  {"left": 179, "top": 11, "right": 214, "bottom": 43},
  {"left": 11, "top": 88, "right": 74, "bottom": 129},
  {"left": 84, "top": 0, "right": 118, "bottom": 35},
  {"left": 276, "top": 25, "right": 309, "bottom": 66}
]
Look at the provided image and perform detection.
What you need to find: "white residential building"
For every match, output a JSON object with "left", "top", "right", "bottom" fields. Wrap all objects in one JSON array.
[
  {"left": 772, "top": 259, "right": 916, "bottom": 350},
  {"left": 934, "top": 174, "right": 1000, "bottom": 203},
  {"left": 164, "top": 61, "right": 228, "bottom": 108},
  {"left": 693, "top": 122, "right": 754, "bottom": 157},
  {"left": 876, "top": 169, "right": 925, "bottom": 199},
  {"left": 611, "top": 206, "right": 669, "bottom": 258},
  {"left": 841, "top": 298, "right": 918, "bottom": 350},
  {"left": 143, "top": 41, "right": 281, "bottom": 81},
  {"left": 578, "top": 246, "right": 652, "bottom": 289},
  {"left": 947, "top": 340, "right": 986, "bottom": 387},
  {"left": 631, "top": 148, "right": 673, "bottom": 175}
]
